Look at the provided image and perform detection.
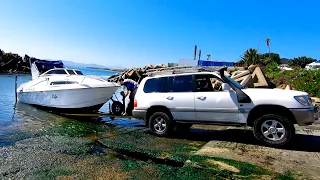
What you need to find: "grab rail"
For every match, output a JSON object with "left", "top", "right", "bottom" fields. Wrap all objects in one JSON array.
[{"left": 80, "top": 76, "right": 86, "bottom": 85}]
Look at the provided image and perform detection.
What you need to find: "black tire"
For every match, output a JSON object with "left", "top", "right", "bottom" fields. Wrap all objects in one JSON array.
[
  {"left": 252, "top": 114, "right": 295, "bottom": 147},
  {"left": 149, "top": 112, "right": 173, "bottom": 137},
  {"left": 111, "top": 101, "right": 124, "bottom": 116}
]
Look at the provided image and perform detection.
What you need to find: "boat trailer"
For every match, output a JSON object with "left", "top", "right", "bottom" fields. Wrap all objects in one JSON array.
[
  {"left": 61, "top": 90, "right": 134, "bottom": 120},
  {"left": 62, "top": 112, "right": 134, "bottom": 120}
]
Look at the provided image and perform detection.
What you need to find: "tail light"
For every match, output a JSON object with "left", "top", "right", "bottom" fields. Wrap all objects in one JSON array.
[{"left": 134, "top": 98, "right": 137, "bottom": 108}]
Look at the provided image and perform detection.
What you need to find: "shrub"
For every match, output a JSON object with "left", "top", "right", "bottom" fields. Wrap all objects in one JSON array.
[{"left": 267, "top": 68, "right": 320, "bottom": 97}]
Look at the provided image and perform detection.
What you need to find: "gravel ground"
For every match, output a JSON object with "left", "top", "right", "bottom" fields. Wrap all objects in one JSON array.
[{"left": 1, "top": 111, "right": 318, "bottom": 179}]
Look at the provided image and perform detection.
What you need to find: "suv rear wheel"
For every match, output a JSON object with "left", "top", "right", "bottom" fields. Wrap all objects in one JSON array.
[
  {"left": 149, "top": 112, "right": 172, "bottom": 137},
  {"left": 253, "top": 114, "right": 295, "bottom": 147}
]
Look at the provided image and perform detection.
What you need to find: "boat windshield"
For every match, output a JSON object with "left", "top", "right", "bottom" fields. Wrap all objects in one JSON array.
[
  {"left": 224, "top": 74, "right": 244, "bottom": 89},
  {"left": 75, "top": 70, "right": 84, "bottom": 75},
  {"left": 42, "top": 69, "right": 85, "bottom": 76},
  {"left": 67, "top": 69, "right": 76, "bottom": 75},
  {"left": 44, "top": 69, "right": 68, "bottom": 75}
]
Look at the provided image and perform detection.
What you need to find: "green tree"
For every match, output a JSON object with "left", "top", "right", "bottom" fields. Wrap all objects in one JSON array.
[
  {"left": 288, "top": 56, "right": 317, "bottom": 68},
  {"left": 260, "top": 53, "right": 281, "bottom": 65},
  {"left": 266, "top": 38, "right": 271, "bottom": 57},
  {"left": 198, "top": 50, "right": 201, "bottom": 60},
  {"left": 265, "top": 61, "right": 279, "bottom": 74},
  {"left": 207, "top": 54, "right": 211, "bottom": 60},
  {"left": 240, "top": 48, "right": 262, "bottom": 66}
]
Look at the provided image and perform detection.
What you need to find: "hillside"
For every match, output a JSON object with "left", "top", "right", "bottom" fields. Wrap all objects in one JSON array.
[
  {"left": 0, "top": 48, "right": 124, "bottom": 74},
  {"left": 60, "top": 60, "right": 107, "bottom": 68},
  {"left": 0, "top": 49, "right": 30, "bottom": 74}
]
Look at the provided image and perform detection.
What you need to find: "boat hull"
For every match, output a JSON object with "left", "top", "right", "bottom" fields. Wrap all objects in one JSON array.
[
  {"left": 24, "top": 103, "right": 106, "bottom": 114},
  {"left": 17, "top": 86, "right": 119, "bottom": 113}
]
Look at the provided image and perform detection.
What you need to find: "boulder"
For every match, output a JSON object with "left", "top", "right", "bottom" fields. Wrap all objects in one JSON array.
[
  {"left": 248, "top": 64, "right": 258, "bottom": 73},
  {"left": 0, "top": 50, "right": 30, "bottom": 74}
]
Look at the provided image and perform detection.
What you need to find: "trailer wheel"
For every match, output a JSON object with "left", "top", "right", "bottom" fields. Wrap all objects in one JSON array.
[{"left": 111, "top": 101, "right": 124, "bottom": 116}]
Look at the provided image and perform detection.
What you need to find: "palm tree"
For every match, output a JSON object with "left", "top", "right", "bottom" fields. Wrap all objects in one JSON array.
[
  {"left": 198, "top": 50, "right": 202, "bottom": 60},
  {"left": 194, "top": 45, "right": 197, "bottom": 60},
  {"left": 240, "top": 48, "right": 261, "bottom": 66},
  {"left": 266, "top": 38, "right": 271, "bottom": 58},
  {"left": 207, "top": 54, "right": 211, "bottom": 60}
]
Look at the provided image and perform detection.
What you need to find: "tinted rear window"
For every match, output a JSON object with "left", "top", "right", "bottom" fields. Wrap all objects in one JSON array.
[
  {"left": 172, "top": 75, "right": 193, "bottom": 92},
  {"left": 143, "top": 77, "right": 167, "bottom": 93}
]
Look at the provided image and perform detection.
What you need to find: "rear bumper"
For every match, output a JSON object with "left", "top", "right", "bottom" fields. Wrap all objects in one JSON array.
[
  {"left": 132, "top": 109, "right": 147, "bottom": 120},
  {"left": 289, "top": 108, "right": 318, "bottom": 126}
]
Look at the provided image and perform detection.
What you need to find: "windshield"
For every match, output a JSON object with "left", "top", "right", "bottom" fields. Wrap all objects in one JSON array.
[{"left": 224, "top": 74, "right": 244, "bottom": 89}]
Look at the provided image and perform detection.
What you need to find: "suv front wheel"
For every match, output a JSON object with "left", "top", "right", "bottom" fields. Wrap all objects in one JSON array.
[
  {"left": 253, "top": 114, "right": 295, "bottom": 147},
  {"left": 149, "top": 112, "right": 172, "bottom": 137}
]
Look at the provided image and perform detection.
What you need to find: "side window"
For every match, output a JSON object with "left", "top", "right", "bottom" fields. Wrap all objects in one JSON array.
[
  {"left": 143, "top": 77, "right": 167, "bottom": 93},
  {"left": 67, "top": 70, "right": 76, "bottom": 75},
  {"left": 75, "top": 70, "right": 83, "bottom": 75},
  {"left": 172, "top": 75, "right": 193, "bottom": 92},
  {"left": 50, "top": 81, "right": 78, "bottom": 85},
  {"left": 46, "top": 70, "right": 67, "bottom": 75},
  {"left": 195, "top": 74, "right": 224, "bottom": 92}
]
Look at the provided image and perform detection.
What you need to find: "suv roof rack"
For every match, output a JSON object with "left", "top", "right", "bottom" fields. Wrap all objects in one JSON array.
[{"left": 145, "top": 66, "right": 223, "bottom": 77}]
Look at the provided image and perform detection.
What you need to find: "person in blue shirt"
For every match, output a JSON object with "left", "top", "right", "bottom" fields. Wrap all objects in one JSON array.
[{"left": 119, "top": 78, "right": 139, "bottom": 116}]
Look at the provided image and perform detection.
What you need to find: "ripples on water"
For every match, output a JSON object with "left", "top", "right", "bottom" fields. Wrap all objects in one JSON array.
[{"left": 0, "top": 68, "right": 120, "bottom": 146}]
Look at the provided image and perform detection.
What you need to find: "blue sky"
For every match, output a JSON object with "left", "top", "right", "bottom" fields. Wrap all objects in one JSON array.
[{"left": 0, "top": 0, "right": 319, "bottom": 68}]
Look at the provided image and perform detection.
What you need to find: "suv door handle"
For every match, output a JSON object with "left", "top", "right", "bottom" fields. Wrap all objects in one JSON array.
[
  {"left": 166, "top": 96, "right": 174, "bottom": 100},
  {"left": 197, "top": 96, "right": 206, "bottom": 100}
]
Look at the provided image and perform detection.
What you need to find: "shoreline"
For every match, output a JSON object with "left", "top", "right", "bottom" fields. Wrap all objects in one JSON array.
[{"left": 86, "top": 66, "right": 127, "bottom": 72}]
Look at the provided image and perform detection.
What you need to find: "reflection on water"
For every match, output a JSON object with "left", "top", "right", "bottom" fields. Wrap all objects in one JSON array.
[
  {"left": 0, "top": 75, "right": 31, "bottom": 124},
  {"left": 0, "top": 69, "right": 119, "bottom": 147},
  {"left": 0, "top": 102, "right": 68, "bottom": 146}
]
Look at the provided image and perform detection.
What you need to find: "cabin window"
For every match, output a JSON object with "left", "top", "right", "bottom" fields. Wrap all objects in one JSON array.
[
  {"left": 46, "top": 69, "right": 67, "bottom": 75},
  {"left": 67, "top": 70, "right": 76, "bottom": 75},
  {"left": 75, "top": 70, "right": 83, "bottom": 75},
  {"left": 50, "top": 81, "right": 78, "bottom": 85}
]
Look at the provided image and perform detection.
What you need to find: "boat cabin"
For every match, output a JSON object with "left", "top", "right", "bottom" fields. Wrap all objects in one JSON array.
[
  {"left": 40, "top": 68, "right": 84, "bottom": 76},
  {"left": 29, "top": 57, "right": 86, "bottom": 79}
]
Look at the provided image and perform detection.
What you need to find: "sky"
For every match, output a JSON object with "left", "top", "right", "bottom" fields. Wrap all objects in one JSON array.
[{"left": 0, "top": 0, "right": 319, "bottom": 68}]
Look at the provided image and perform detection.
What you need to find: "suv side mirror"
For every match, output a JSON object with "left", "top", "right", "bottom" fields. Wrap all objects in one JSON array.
[{"left": 222, "top": 83, "right": 231, "bottom": 91}]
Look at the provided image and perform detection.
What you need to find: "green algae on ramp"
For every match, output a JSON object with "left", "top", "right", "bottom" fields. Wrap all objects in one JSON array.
[
  {"left": 99, "top": 129, "right": 206, "bottom": 156},
  {"left": 33, "top": 166, "right": 76, "bottom": 180},
  {"left": 187, "top": 155, "right": 270, "bottom": 178},
  {"left": 98, "top": 131, "right": 207, "bottom": 165},
  {"left": 119, "top": 159, "right": 224, "bottom": 180},
  {"left": 48, "top": 119, "right": 111, "bottom": 137},
  {"left": 186, "top": 155, "right": 302, "bottom": 180}
]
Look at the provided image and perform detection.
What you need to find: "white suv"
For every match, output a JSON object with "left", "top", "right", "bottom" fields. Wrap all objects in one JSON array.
[{"left": 132, "top": 68, "right": 318, "bottom": 147}]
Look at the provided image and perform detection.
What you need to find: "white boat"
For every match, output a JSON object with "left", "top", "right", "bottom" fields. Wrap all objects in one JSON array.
[{"left": 17, "top": 58, "right": 120, "bottom": 113}]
